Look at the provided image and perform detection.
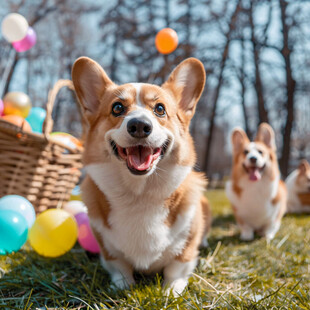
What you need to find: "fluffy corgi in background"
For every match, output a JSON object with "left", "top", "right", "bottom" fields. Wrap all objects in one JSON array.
[
  {"left": 286, "top": 160, "right": 310, "bottom": 213},
  {"left": 225, "top": 123, "right": 287, "bottom": 241},
  {"left": 71, "top": 57, "right": 211, "bottom": 295}
]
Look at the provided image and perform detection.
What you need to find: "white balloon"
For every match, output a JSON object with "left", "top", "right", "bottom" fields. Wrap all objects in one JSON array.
[{"left": 1, "top": 13, "right": 29, "bottom": 43}]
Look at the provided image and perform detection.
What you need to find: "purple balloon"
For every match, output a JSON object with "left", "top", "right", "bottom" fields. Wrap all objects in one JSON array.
[
  {"left": 75, "top": 212, "right": 100, "bottom": 253},
  {"left": 0, "top": 99, "right": 3, "bottom": 116},
  {"left": 12, "top": 27, "right": 36, "bottom": 52}
]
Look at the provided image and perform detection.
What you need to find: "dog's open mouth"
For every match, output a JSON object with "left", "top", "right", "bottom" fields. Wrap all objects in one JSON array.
[
  {"left": 243, "top": 164, "right": 266, "bottom": 181},
  {"left": 111, "top": 141, "right": 163, "bottom": 175}
]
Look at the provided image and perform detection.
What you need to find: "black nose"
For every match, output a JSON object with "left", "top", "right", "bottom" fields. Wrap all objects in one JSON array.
[
  {"left": 249, "top": 156, "right": 257, "bottom": 164},
  {"left": 127, "top": 117, "right": 153, "bottom": 138}
]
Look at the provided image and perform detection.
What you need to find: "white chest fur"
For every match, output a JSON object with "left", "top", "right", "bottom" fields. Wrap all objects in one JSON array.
[
  {"left": 85, "top": 162, "right": 194, "bottom": 271},
  {"left": 285, "top": 171, "right": 300, "bottom": 211},
  {"left": 226, "top": 176, "right": 280, "bottom": 229}
]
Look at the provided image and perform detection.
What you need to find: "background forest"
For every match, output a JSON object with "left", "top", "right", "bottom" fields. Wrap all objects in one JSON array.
[{"left": 1, "top": 0, "right": 310, "bottom": 180}]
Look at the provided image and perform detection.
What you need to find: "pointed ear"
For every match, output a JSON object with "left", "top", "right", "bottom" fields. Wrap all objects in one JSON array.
[
  {"left": 255, "top": 123, "right": 276, "bottom": 150},
  {"left": 231, "top": 128, "right": 249, "bottom": 154},
  {"left": 72, "top": 57, "right": 114, "bottom": 121},
  {"left": 162, "top": 58, "right": 206, "bottom": 120},
  {"left": 298, "top": 160, "right": 310, "bottom": 175}
]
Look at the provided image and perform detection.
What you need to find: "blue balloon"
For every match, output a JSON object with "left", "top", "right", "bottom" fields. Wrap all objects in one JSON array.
[
  {"left": 26, "top": 107, "right": 46, "bottom": 133},
  {"left": 0, "top": 195, "right": 36, "bottom": 228},
  {"left": 0, "top": 210, "right": 28, "bottom": 255}
]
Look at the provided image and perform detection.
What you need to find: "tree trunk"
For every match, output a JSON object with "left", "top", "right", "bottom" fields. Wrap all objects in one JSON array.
[
  {"left": 240, "top": 36, "right": 252, "bottom": 138},
  {"left": 3, "top": 53, "right": 19, "bottom": 95},
  {"left": 203, "top": 0, "right": 242, "bottom": 175},
  {"left": 158, "top": 0, "right": 171, "bottom": 84},
  {"left": 109, "top": 0, "right": 123, "bottom": 82},
  {"left": 278, "top": 0, "right": 296, "bottom": 177},
  {"left": 185, "top": 0, "right": 192, "bottom": 59},
  {"left": 249, "top": 1, "right": 269, "bottom": 125}
]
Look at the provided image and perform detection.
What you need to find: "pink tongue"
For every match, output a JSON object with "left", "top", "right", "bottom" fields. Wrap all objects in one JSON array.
[
  {"left": 249, "top": 167, "right": 262, "bottom": 181},
  {"left": 127, "top": 146, "right": 153, "bottom": 171}
]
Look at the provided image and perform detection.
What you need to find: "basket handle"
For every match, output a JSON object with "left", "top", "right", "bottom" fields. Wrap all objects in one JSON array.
[{"left": 43, "top": 79, "right": 75, "bottom": 136}]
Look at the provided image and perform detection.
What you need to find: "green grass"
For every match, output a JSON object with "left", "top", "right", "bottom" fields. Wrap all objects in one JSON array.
[{"left": 1, "top": 190, "right": 310, "bottom": 309}]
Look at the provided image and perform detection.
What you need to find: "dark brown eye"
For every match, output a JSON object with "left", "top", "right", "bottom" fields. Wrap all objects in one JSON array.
[
  {"left": 112, "top": 102, "right": 125, "bottom": 116},
  {"left": 244, "top": 150, "right": 249, "bottom": 155},
  {"left": 154, "top": 103, "right": 166, "bottom": 117},
  {"left": 258, "top": 150, "right": 263, "bottom": 155}
]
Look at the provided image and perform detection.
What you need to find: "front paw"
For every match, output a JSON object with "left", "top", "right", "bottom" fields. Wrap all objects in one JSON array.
[
  {"left": 163, "top": 278, "right": 188, "bottom": 297},
  {"left": 240, "top": 229, "right": 254, "bottom": 241},
  {"left": 111, "top": 274, "right": 135, "bottom": 290}
]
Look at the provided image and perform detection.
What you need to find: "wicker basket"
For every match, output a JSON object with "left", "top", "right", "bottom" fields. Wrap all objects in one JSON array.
[{"left": 0, "top": 80, "right": 83, "bottom": 213}]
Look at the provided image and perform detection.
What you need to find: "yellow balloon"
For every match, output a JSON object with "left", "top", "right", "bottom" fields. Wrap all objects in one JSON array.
[
  {"left": 3, "top": 92, "right": 32, "bottom": 118},
  {"left": 28, "top": 209, "right": 78, "bottom": 258}
]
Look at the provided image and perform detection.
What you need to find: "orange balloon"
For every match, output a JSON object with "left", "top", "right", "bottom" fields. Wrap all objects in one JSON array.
[
  {"left": 155, "top": 28, "right": 178, "bottom": 54},
  {"left": 3, "top": 92, "right": 32, "bottom": 118},
  {"left": 2, "top": 115, "right": 32, "bottom": 132}
]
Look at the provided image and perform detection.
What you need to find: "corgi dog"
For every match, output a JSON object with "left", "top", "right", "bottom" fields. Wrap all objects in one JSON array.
[
  {"left": 225, "top": 123, "right": 287, "bottom": 241},
  {"left": 286, "top": 160, "right": 310, "bottom": 213},
  {"left": 71, "top": 57, "right": 211, "bottom": 295}
]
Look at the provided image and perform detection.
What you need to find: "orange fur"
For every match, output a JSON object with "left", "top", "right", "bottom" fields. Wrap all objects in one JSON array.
[
  {"left": 297, "top": 193, "right": 310, "bottom": 206},
  {"left": 296, "top": 160, "right": 310, "bottom": 188},
  {"left": 275, "top": 180, "right": 287, "bottom": 220},
  {"left": 164, "top": 172, "right": 207, "bottom": 226},
  {"left": 81, "top": 176, "right": 111, "bottom": 229}
]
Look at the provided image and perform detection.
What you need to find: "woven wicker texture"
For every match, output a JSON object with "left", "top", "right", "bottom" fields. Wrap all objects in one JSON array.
[{"left": 0, "top": 80, "right": 83, "bottom": 213}]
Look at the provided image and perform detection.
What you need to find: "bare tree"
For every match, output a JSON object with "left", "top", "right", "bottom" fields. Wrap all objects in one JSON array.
[
  {"left": 236, "top": 33, "right": 252, "bottom": 137},
  {"left": 203, "top": 0, "right": 242, "bottom": 175},
  {"left": 278, "top": 0, "right": 296, "bottom": 176},
  {"left": 248, "top": 0, "right": 272, "bottom": 125}
]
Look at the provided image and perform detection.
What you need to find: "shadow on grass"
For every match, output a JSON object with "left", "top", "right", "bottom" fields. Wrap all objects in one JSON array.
[
  {"left": 0, "top": 246, "right": 174, "bottom": 309},
  {"left": 204, "top": 213, "right": 263, "bottom": 252},
  {"left": 0, "top": 246, "right": 117, "bottom": 309},
  {"left": 212, "top": 213, "right": 235, "bottom": 228},
  {"left": 284, "top": 212, "right": 310, "bottom": 219}
]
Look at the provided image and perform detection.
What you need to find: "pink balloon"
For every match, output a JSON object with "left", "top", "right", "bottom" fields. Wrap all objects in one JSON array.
[
  {"left": 75, "top": 212, "right": 100, "bottom": 253},
  {"left": 0, "top": 99, "right": 3, "bottom": 116},
  {"left": 12, "top": 27, "right": 36, "bottom": 52}
]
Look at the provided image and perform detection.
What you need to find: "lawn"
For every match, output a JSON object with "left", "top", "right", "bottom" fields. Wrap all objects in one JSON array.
[{"left": 1, "top": 190, "right": 310, "bottom": 309}]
